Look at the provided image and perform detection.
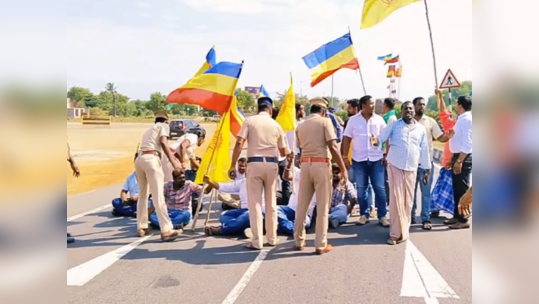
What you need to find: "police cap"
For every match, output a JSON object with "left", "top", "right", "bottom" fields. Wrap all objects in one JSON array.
[
  {"left": 257, "top": 97, "right": 273, "bottom": 108},
  {"left": 309, "top": 97, "right": 329, "bottom": 108},
  {"left": 155, "top": 110, "right": 169, "bottom": 119}
]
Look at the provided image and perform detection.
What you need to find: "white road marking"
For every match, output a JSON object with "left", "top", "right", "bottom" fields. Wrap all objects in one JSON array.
[
  {"left": 221, "top": 250, "right": 270, "bottom": 304},
  {"left": 67, "top": 204, "right": 111, "bottom": 222},
  {"left": 68, "top": 189, "right": 96, "bottom": 199},
  {"left": 67, "top": 235, "right": 151, "bottom": 286},
  {"left": 424, "top": 297, "right": 440, "bottom": 304},
  {"left": 401, "top": 241, "right": 459, "bottom": 300}
]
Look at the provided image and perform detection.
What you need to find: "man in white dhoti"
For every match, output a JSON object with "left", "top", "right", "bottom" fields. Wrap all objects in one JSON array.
[{"left": 373, "top": 101, "right": 431, "bottom": 245}]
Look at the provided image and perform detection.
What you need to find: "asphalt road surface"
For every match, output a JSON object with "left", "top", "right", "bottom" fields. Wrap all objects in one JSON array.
[{"left": 66, "top": 166, "right": 472, "bottom": 304}]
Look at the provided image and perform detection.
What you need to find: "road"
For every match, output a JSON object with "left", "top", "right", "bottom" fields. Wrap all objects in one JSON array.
[{"left": 64, "top": 164, "right": 472, "bottom": 304}]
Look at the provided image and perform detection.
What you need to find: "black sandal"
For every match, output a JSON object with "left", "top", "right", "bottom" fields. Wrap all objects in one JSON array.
[{"left": 422, "top": 221, "right": 433, "bottom": 231}]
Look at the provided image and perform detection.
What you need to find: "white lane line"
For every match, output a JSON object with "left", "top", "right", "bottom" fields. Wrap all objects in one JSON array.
[
  {"left": 221, "top": 250, "right": 270, "bottom": 304},
  {"left": 424, "top": 297, "right": 440, "bottom": 304},
  {"left": 68, "top": 189, "right": 96, "bottom": 199},
  {"left": 67, "top": 235, "right": 151, "bottom": 286},
  {"left": 67, "top": 204, "right": 111, "bottom": 222},
  {"left": 401, "top": 241, "right": 459, "bottom": 301}
]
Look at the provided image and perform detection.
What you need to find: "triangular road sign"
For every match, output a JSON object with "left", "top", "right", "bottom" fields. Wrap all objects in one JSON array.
[{"left": 440, "top": 69, "right": 461, "bottom": 89}]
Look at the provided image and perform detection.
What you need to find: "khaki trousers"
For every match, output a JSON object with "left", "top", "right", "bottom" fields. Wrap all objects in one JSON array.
[
  {"left": 246, "top": 161, "right": 279, "bottom": 249},
  {"left": 218, "top": 193, "right": 241, "bottom": 209},
  {"left": 387, "top": 164, "right": 416, "bottom": 241},
  {"left": 135, "top": 154, "right": 173, "bottom": 233},
  {"left": 294, "top": 162, "right": 332, "bottom": 250}
]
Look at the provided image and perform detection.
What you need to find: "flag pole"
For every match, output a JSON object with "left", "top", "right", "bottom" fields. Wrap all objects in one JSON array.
[
  {"left": 423, "top": 0, "right": 439, "bottom": 88},
  {"left": 349, "top": 26, "right": 367, "bottom": 95}
]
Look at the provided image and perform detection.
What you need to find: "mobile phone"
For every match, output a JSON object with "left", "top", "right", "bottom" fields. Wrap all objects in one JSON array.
[{"left": 229, "top": 171, "right": 236, "bottom": 179}]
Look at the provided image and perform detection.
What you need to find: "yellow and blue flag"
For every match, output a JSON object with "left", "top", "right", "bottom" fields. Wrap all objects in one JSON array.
[
  {"left": 195, "top": 112, "right": 231, "bottom": 184},
  {"left": 302, "top": 33, "right": 359, "bottom": 87},
  {"left": 230, "top": 89, "right": 246, "bottom": 138},
  {"left": 259, "top": 85, "right": 270, "bottom": 98},
  {"left": 377, "top": 53, "right": 392, "bottom": 61},
  {"left": 361, "top": 0, "right": 421, "bottom": 29},
  {"left": 194, "top": 46, "right": 217, "bottom": 77}
]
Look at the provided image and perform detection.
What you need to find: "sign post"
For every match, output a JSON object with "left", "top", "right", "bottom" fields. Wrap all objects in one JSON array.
[{"left": 439, "top": 69, "right": 461, "bottom": 112}]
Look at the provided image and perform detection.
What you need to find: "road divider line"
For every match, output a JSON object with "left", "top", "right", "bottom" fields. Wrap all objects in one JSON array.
[
  {"left": 67, "top": 235, "right": 151, "bottom": 286},
  {"left": 401, "top": 241, "right": 459, "bottom": 301},
  {"left": 67, "top": 204, "right": 111, "bottom": 222},
  {"left": 221, "top": 250, "right": 270, "bottom": 304}
]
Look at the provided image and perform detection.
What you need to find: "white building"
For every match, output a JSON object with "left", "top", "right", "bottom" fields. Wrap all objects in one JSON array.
[{"left": 67, "top": 98, "right": 88, "bottom": 119}]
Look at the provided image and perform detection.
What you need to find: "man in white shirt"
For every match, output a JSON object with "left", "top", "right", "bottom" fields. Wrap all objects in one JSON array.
[
  {"left": 341, "top": 95, "right": 390, "bottom": 227},
  {"left": 219, "top": 157, "right": 247, "bottom": 210},
  {"left": 202, "top": 174, "right": 265, "bottom": 237},
  {"left": 446, "top": 96, "right": 473, "bottom": 230},
  {"left": 175, "top": 132, "right": 205, "bottom": 181},
  {"left": 277, "top": 155, "right": 316, "bottom": 235}
]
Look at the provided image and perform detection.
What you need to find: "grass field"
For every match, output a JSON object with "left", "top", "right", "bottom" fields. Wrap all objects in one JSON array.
[{"left": 67, "top": 121, "right": 224, "bottom": 197}]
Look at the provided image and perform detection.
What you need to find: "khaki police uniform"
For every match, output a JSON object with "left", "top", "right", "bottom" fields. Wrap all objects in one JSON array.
[
  {"left": 237, "top": 102, "right": 287, "bottom": 250},
  {"left": 135, "top": 110, "right": 174, "bottom": 234},
  {"left": 294, "top": 98, "right": 337, "bottom": 251}
]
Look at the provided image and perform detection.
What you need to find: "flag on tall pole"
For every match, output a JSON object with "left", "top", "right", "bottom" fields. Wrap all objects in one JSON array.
[
  {"left": 193, "top": 46, "right": 217, "bottom": 77},
  {"left": 166, "top": 62, "right": 243, "bottom": 113},
  {"left": 259, "top": 85, "right": 270, "bottom": 98},
  {"left": 302, "top": 33, "right": 359, "bottom": 87},
  {"left": 275, "top": 74, "right": 297, "bottom": 192},
  {"left": 360, "top": 0, "right": 421, "bottom": 29}
]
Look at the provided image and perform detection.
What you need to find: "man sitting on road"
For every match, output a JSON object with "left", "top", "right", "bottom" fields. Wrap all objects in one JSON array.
[
  {"left": 328, "top": 164, "right": 358, "bottom": 229},
  {"left": 276, "top": 153, "right": 316, "bottom": 236},
  {"left": 203, "top": 173, "right": 265, "bottom": 237},
  {"left": 148, "top": 169, "right": 206, "bottom": 231},
  {"left": 218, "top": 157, "right": 247, "bottom": 210},
  {"left": 111, "top": 153, "right": 153, "bottom": 217}
]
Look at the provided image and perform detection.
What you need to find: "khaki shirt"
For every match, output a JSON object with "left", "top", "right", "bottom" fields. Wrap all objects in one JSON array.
[
  {"left": 139, "top": 123, "right": 170, "bottom": 155},
  {"left": 417, "top": 115, "right": 443, "bottom": 162},
  {"left": 238, "top": 112, "right": 287, "bottom": 157},
  {"left": 296, "top": 114, "right": 337, "bottom": 158}
]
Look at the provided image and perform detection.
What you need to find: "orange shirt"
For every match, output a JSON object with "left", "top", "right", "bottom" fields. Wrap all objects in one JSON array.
[{"left": 439, "top": 110, "right": 456, "bottom": 166}]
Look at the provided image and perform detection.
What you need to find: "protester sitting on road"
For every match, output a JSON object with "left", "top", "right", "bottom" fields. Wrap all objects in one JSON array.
[
  {"left": 148, "top": 169, "right": 205, "bottom": 231},
  {"left": 111, "top": 153, "right": 153, "bottom": 217},
  {"left": 329, "top": 164, "right": 358, "bottom": 229},
  {"left": 218, "top": 157, "right": 247, "bottom": 210},
  {"left": 203, "top": 173, "right": 265, "bottom": 237},
  {"left": 275, "top": 153, "right": 315, "bottom": 236}
]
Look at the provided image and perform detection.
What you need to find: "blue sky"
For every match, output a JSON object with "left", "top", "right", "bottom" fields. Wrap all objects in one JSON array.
[{"left": 6, "top": 0, "right": 472, "bottom": 101}]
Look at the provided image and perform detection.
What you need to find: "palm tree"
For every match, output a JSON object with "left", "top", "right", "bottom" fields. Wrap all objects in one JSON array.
[{"left": 105, "top": 83, "right": 117, "bottom": 116}]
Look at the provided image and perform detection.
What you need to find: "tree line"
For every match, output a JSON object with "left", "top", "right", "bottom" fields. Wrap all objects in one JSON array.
[{"left": 67, "top": 80, "right": 471, "bottom": 119}]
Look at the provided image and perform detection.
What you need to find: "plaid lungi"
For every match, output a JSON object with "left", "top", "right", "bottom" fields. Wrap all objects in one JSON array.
[{"left": 430, "top": 168, "right": 454, "bottom": 214}]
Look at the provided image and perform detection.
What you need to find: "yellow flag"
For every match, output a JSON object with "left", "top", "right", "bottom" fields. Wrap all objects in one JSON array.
[
  {"left": 361, "top": 0, "right": 421, "bottom": 29},
  {"left": 275, "top": 74, "right": 296, "bottom": 132},
  {"left": 195, "top": 112, "right": 231, "bottom": 184}
]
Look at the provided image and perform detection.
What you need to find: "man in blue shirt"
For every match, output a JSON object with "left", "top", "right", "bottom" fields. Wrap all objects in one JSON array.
[{"left": 325, "top": 101, "right": 343, "bottom": 143}]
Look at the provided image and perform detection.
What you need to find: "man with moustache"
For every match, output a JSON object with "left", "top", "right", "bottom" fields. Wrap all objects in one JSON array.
[{"left": 373, "top": 102, "right": 431, "bottom": 245}]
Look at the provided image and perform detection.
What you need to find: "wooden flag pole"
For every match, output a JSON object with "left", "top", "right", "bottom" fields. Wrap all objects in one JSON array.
[
  {"left": 190, "top": 100, "right": 233, "bottom": 232},
  {"left": 349, "top": 26, "right": 367, "bottom": 95},
  {"left": 423, "top": 0, "right": 439, "bottom": 88}
]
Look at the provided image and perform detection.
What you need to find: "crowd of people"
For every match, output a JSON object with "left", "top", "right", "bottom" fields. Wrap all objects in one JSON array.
[{"left": 67, "top": 90, "right": 473, "bottom": 251}]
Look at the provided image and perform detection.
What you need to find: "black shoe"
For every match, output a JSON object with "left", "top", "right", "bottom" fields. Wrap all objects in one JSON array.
[
  {"left": 67, "top": 233, "right": 72, "bottom": 238},
  {"left": 411, "top": 218, "right": 417, "bottom": 225},
  {"left": 67, "top": 236, "right": 75, "bottom": 244}
]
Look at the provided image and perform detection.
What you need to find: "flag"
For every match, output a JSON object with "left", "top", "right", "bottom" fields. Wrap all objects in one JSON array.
[
  {"left": 384, "top": 55, "right": 400, "bottom": 65},
  {"left": 361, "top": 0, "right": 421, "bottom": 29},
  {"left": 195, "top": 112, "right": 232, "bottom": 184},
  {"left": 194, "top": 46, "right": 217, "bottom": 77},
  {"left": 166, "top": 61, "right": 243, "bottom": 113},
  {"left": 259, "top": 85, "right": 270, "bottom": 98},
  {"left": 395, "top": 66, "right": 402, "bottom": 78},
  {"left": 377, "top": 53, "right": 392, "bottom": 61},
  {"left": 302, "top": 33, "right": 359, "bottom": 87},
  {"left": 275, "top": 75, "right": 296, "bottom": 133},
  {"left": 387, "top": 65, "right": 396, "bottom": 78},
  {"left": 230, "top": 90, "right": 245, "bottom": 137}
]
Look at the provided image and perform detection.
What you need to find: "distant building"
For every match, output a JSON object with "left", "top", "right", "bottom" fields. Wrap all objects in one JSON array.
[
  {"left": 67, "top": 98, "right": 89, "bottom": 119},
  {"left": 244, "top": 86, "right": 260, "bottom": 100}
]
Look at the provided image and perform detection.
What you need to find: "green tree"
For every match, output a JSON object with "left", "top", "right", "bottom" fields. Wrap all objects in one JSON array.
[
  {"left": 146, "top": 92, "right": 167, "bottom": 113},
  {"left": 236, "top": 89, "right": 255, "bottom": 112},
  {"left": 323, "top": 96, "right": 341, "bottom": 108},
  {"left": 427, "top": 80, "right": 472, "bottom": 111},
  {"left": 67, "top": 87, "right": 93, "bottom": 107},
  {"left": 105, "top": 83, "right": 118, "bottom": 116}
]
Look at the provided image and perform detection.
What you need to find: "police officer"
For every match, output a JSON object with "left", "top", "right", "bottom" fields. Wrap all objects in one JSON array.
[
  {"left": 67, "top": 140, "right": 80, "bottom": 244},
  {"left": 229, "top": 97, "right": 289, "bottom": 250},
  {"left": 136, "top": 110, "right": 183, "bottom": 242},
  {"left": 294, "top": 98, "right": 348, "bottom": 255}
]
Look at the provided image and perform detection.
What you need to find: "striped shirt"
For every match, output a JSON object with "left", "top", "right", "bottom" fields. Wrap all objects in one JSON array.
[
  {"left": 378, "top": 119, "right": 431, "bottom": 171},
  {"left": 331, "top": 181, "right": 357, "bottom": 208},
  {"left": 164, "top": 181, "right": 202, "bottom": 211}
]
